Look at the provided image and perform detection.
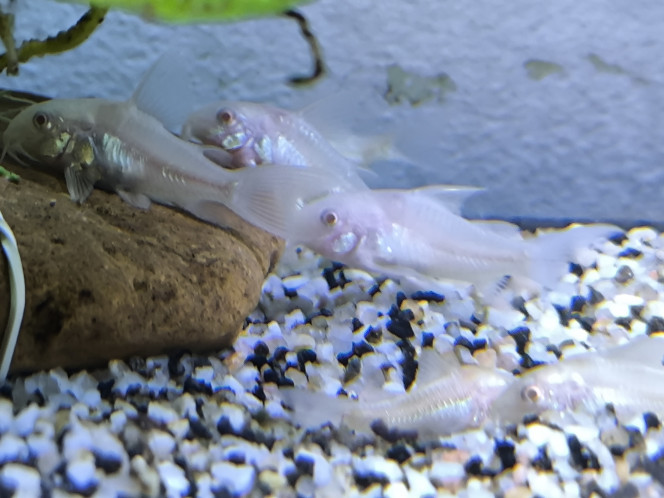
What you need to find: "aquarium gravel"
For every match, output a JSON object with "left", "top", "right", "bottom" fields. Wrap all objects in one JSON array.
[{"left": 1, "top": 225, "right": 664, "bottom": 497}]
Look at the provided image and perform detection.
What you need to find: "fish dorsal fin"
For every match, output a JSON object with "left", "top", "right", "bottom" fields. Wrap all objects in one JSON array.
[
  {"left": 470, "top": 220, "right": 523, "bottom": 239},
  {"left": 416, "top": 348, "right": 461, "bottom": 386},
  {"left": 409, "top": 184, "right": 484, "bottom": 215},
  {"left": 590, "top": 335, "right": 664, "bottom": 367},
  {"left": 130, "top": 51, "right": 195, "bottom": 133},
  {"left": 64, "top": 164, "right": 100, "bottom": 204}
]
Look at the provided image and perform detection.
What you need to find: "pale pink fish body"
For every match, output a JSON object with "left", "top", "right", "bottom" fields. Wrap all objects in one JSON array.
[
  {"left": 182, "top": 101, "right": 368, "bottom": 189},
  {"left": 489, "top": 336, "right": 664, "bottom": 423},
  {"left": 240, "top": 185, "right": 618, "bottom": 290},
  {"left": 281, "top": 350, "right": 515, "bottom": 437}
]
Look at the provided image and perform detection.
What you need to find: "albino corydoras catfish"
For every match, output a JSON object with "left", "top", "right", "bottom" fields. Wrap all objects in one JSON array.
[
  {"left": 280, "top": 349, "right": 515, "bottom": 438},
  {"left": 181, "top": 100, "right": 379, "bottom": 189},
  {"left": 230, "top": 168, "right": 620, "bottom": 294},
  {"left": 489, "top": 335, "right": 664, "bottom": 424},
  {"left": 1, "top": 55, "right": 252, "bottom": 215}
]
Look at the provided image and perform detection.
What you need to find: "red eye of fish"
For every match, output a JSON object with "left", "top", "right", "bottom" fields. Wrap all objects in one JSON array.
[
  {"left": 217, "top": 110, "right": 234, "bottom": 124},
  {"left": 33, "top": 112, "right": 48, "bottom": 128},
  {"left": 320, "top": 209, "right": 338, "bottom": 226},
  {"left": 521, "top": 385, "right": 542, "bottom": 403}
]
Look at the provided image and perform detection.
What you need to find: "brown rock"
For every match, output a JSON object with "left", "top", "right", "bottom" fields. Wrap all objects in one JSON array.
[{"left": 0, "top": 165, "right": 283, "bottom": 374}]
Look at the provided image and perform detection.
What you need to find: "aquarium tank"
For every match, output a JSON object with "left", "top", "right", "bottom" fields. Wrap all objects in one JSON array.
[{"left": 0, "top": 0, "right": 663, "bottom": 496}]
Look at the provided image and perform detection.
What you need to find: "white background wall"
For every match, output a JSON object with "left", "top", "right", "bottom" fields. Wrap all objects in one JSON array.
[{"left": 2, "top": 0, "right": 663, "bottom": 226}]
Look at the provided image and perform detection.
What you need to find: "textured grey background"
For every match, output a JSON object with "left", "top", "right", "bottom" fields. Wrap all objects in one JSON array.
[{"left": 2, "top": 0, "right": 662, "bottom": 226}]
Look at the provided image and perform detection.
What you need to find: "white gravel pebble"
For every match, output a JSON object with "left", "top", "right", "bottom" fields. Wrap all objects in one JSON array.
[
  {"left": 210, "top": 461, "right": 256, "bottom": 495},
  {"left": 66, "top": 451, "right": 99, "bottom": 492},
  {"left": 0, "top": 463, "right": 42, "bottom": 496},
  {"left": 158, "top": 461, "right": 190, "bottom": 498}
]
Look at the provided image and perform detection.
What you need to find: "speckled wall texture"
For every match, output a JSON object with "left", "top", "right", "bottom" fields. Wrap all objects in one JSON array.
[{"left": 2, "top": 0, "right": 663, "bottom": 225}]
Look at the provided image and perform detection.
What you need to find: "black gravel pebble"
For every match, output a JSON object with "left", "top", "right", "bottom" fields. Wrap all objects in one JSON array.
[
  {"left": 322, "top": 265, "right": 350, "bottom": 290},
  {"left": 568, "top": 262, "right": 584, "bottom": 277},
  {"left": 570, "top": 295, "right": 586, "bottom": 313},
  {"left": 294, "top": 454, "right": 315, "bottom": 476},
  {"left": 283, "top": 286, "right": 298, "bottom": 298},
  {"left": 397, "top": 340, "right": 417, "bottom": 389},
  {"left": 262, "top": 368, "right": 279, "bottom": 385},
  {"left": 494, "top": 440, "right": 516, "bottom": 470},
  {"left": 370, "top": 419, "right": 417, "bottom": 443},
  {"left": 454, "top": 336, "right": 474, "bottom": 351},
  {"left": 410, "top": 290, "right": 445, "bottom": 302},
  {"left": 352, "top": 341, "right": 374, "bottom": 357},
  {"left": 546, "top": 343, "right": 562, "bottom": 359},
  {"left": 611, "top": 482, "right": 640, "bottom": 498},
  {"left": 297, "top": 349, "right": 317, "bottom": 371},
  {"left": 421, "top": 332, "right": 434, "bottom": 348},
  {"left": 647, "top": 316, "right": 664, "bottom": 334},
  {"left": 587, "top": 286, "right": 605, "bottom": 305},
  {"left": 618, "top": 247, "right": 642, "bottom": 259},
  {"left": 94, "top": 451, "right": 123, "bottom": 474},
  {"left": 464, "top": 456, "right": 484, "bottom": 476},
  {"left": 97, "top": 379, "right": 115, "bottom": 400},
  {"left": 353, "top": 471, "right": 389, "bottom": 490},
  {"left": 630, "top": 305, "right": 644, "bottom": 319},
  {"left": 246, "top": 354, "right": 269, "bottom": 370},
  {"left": 644, "top": 412, "right": 661, "bottom": 430},
  {"left": 351, "top": 317, "right": 364, "bottom": 331},
  {"left": 364, "top": 326, "right": 382, "bottom": 344},
  {"left": 188, "top": 418, "right": 213, "bottom": 440},
  {"left": 277, "top": 376, "right": 295, "bottom": 388},
  {"left": 271, "top": 346, "right": 289, "bottom": 363},
  {"left": 553, "top": 304, "right": 571, "bottom": 327},
  {"left": 252, "top": 384, "right": 266, "bottom": 403},
  {"left": 511, "top": 296, "right": 529, "bottom": 317},
  {"left": 183, "top": 376, "right": 213, "bottom": 395},
  {"left": 532, "top": 446, "right": 553, "bottom": 471},
  {"left": 615, "top": 265, "right": 635, "bottom": 284},
  {"left": 396, "top": 291, "right": 407, "bottom": 308},
  {"left": 253, "top": 341, "right": 270, "bottom": 357},
  {"left": 386, "top": 306, "right": 415, "bottom": 339},
  {"left": 168, "top": 351, "right": 187, "bottom": 378},
  {"left": 509, "top": 327, "right": 530, "bottom": 355},
  {"left": 386, "top": 443, "right": 412, "bottom": 464},
  {"left": 571, "top": 314, "right": 595, "bottom": 333},
  {"left": 614, "top": 317, "right": 632, "bottom": 330},
  {"left": 568, "top": 434, "right": 600, "bottom": 470},
  {"left": 519, "top": 354, "right": 545, "bottom": 370},
  {"left": 343, "top": 357, "right": 362, "bottom": 384},
  {"left": 336, "top": 350, "right": 354, "bottom": 366}
]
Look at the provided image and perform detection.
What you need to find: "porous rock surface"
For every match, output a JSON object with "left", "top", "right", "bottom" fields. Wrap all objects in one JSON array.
[{"left": 0, "top": 165, "right": 282, "bottom": 374}]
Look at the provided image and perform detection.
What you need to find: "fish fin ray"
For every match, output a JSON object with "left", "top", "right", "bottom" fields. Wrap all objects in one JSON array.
[
  {"left": 229, "top": 164, "right": 360, "bottom": 238},
  {"left": 130, "top": 51, "right": 194, "bottom": 133},
  {"left": 595, "top": 335, "right": 664, "bottom": 367},
  {"left": 409, "top": 184, "right": 484, "bottom": 215},
  {"left": 64, "top": 164, "right": 99, "bottom": 203}
]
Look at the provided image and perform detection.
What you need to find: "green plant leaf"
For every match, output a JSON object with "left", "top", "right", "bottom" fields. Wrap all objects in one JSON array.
[{"left": 84, "top": 0, "right": 313, "bottom": 23}]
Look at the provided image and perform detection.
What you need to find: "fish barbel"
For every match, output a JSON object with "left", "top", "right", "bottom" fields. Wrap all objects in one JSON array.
[
  {"left": 489, "top": 335, "right": 664, "bottom": 423},
  {"left": 280, "top": 349, "right": 515, "bottom": 437}
]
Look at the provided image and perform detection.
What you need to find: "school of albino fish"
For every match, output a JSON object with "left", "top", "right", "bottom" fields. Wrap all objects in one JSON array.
[{"left": 1, "top": 53, "right": 662, "bottom": 439}]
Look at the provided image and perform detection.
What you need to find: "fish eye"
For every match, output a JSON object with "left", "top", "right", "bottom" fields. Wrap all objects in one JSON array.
[
  {"left": 320, "top": 209, "right": 338, "bottom": 227},
  {"left": 32, "top": 112, "right": 49, "bottom": 129},
  {"left": 217, "top": 109, "right": 234, "bottom": 124},
  {"left": 521, "top": 385, "right": 543, "bottom": 403}
]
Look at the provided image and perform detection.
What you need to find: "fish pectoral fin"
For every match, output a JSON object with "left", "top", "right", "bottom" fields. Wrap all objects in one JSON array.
[
  {"left": 117, "top": 190, "right": 152, "bottom": 210},
  {"left": 64, "top": 164, "right": 100, "bottom": 204}
]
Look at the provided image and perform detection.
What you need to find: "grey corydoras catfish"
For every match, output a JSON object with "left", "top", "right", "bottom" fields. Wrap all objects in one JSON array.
[
  {"left": 230, "top": 181, "right": 619, "bottom": 291},
  {"left": 489, "top": 335, "right": 664, "bottom": 423},
  {"left": 181, "top": 100, "right": 369, "bottom": 189},
  {"left": 0, "top": 55, "right": 245, "bottom": 216},
  {"left": 280, "top": 349, "right": 515, "bottom": 438}
]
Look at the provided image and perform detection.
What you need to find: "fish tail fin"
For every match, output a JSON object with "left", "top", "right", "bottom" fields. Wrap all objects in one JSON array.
[
  {"left": 526, "top": 223, "right": 622, "bottom": 288},
  {"left": 228, "top": 164, "right": 361, "bottom": 238},
  {"left": 279, "top": 388, "right": 352, "bottom": 430}
]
